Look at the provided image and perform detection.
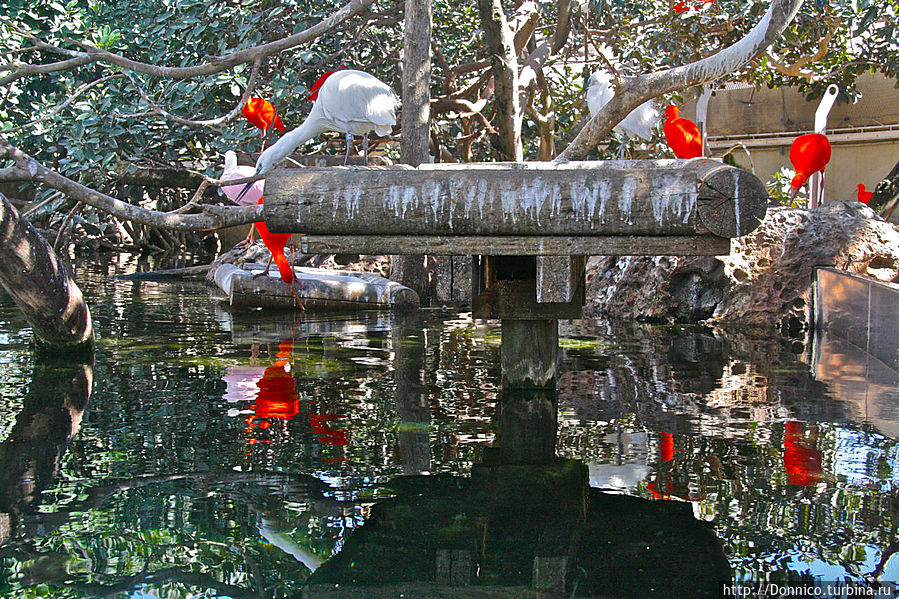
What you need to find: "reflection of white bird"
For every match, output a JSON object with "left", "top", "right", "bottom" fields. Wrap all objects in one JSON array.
[
  {"left": 256, "top": 69, "right": 398, "bottom": 174},
  {"left": 587, "top": 71, "right": 660, "bottom": 157},
  {"left": 220, "top": 150, "right": 262, "bottom": 244}
]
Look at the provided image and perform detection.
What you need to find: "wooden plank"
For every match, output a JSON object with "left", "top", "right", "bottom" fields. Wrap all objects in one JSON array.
[
  {"left": 298, "top": 234, "right": 731, "bottom": 256},
  {"left": 264, "top": 159, "right": 766, "bottom": 238}
]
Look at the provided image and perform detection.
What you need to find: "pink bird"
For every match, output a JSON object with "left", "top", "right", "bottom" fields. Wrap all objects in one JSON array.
[{"left": 220, "top": 150, "right": 262, "bottom": 244}]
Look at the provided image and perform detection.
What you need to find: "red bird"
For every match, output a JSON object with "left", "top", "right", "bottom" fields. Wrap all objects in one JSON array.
[
  {"left": 857, "top": 183, "right": 873, "bottom": 205},
  {"left": 242, "top": 97, "right": 285, "bottom": 135},
  {"left": 663, "top": 105, "right": 703, "bottom": 159},
  {"left": 789, "top": 132, "right": 831, "bottom": 200},
  {"left": 253, "top": 197, "right": 304, "bottom": 310}
]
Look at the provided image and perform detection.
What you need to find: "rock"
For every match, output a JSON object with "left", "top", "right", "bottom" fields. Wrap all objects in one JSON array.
[{"left": 585, "top": 201, "right": 899, "bottom": 337}]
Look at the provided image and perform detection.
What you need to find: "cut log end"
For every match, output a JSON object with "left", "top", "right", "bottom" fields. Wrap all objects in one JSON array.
[{"left": 695, "top": 161, "right": 768, "bottom": 238}]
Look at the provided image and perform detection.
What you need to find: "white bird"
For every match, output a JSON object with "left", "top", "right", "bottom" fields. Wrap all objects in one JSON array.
[
  {"left": 220, "top": 150, "right": 263, "bottom": 244},
  {"left": 587, "top": 70, "right": 660, "bottom": 157},
  {"left": 235, "top": 69, "right": 398, "bottom": 204}
]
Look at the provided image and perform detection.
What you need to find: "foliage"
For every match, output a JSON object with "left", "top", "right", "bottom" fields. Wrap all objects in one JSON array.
[{"left": 0, "top": 0, "right": 897, "bottom": 236}]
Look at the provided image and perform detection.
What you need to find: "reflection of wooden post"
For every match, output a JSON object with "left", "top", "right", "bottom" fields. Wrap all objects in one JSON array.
[
  {"left": 0, "top": 194, "right": 93, "bottom": 354},
  {"left": 392, "top": 312, "right": 431, "bottom": 474}
]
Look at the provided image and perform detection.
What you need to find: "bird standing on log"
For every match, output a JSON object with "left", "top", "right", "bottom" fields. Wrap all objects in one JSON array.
[
  {"left": 789, "top": 132, "right": 831, "bottom": 201},
  {"left": 663, "top": 105, "right": 703, "bottom": 159},
  {"left": 587, "top": 71, "right": 659, "bottom": 158},
  {"left": 234, "top": 70, "right": 398, "bottom": 204},
  {"left": 253, "top": 196, "right": 305, "bottom": 311},
  {"left": 220, "top": 150, "right": 262, "bottom": 244}
]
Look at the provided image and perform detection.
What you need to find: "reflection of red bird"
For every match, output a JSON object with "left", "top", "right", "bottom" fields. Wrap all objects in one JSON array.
[
  {"left": 783, "top": 421, "right": 823, "bottom": 486},
  {"left": 242, "top": 97, "right": 285, "bottom": 135},
  {"left": 254, "top": 197, "right": 304, "bottom": 310},
  {"left": 789, "top": 133, "right": 831, "bottom": 200},
  {"left": 245, "top": 341, "right": 299, "bottom": 436},
  {"left": 659, "top": 432, "right": 674, "bottom": 462},
  {"left": 857, "top": 184, "right": 873, "bottom": 205},
  {"left": 308, "top": 413, "right": 349, "bottom": 446},
  {"left": 663, "top": 105, "right": 703, "bottom": 159}
]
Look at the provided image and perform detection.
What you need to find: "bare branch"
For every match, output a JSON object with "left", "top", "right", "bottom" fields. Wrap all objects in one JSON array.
[
  {"left": 764, "top": 17, "right": 836, "bottom": 81},
  {"left": 556, "top": 0, "right": 805, "bottom": 161},
  {"left": 115, "top": 60, "right": 261, "bottom": 128},
  {"left": 0, "top": 140, "right": 262, "bottom": 231},
  {"left": 0, "top": 55, "right": 95, "bottom": 86}
]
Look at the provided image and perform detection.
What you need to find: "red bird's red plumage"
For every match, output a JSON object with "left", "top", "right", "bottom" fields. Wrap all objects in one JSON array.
[
  {"left": 242, "top": 97, "right": 285, "bottom": 133},
  {"left": 789, "top": 132, "right": 831, "bottom": 191},
  {"left": 857, "top": 184, "right": 873, "bottom": 205},
  {"left": 663, "top": 105, "right": 703, "bottom": 159},
  {"left": 255, "top": 197, "right": 294, "bottom": 285}
]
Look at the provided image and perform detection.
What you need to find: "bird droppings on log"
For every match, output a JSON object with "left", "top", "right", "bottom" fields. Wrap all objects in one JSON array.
[
  {"left": 263, "top": 159, "right": 768, "bottom": 240},
  {"left": 211, "top": 263, "right": 419, "bottom": 311}
]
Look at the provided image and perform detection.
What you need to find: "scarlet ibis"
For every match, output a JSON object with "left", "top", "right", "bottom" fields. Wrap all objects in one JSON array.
[
  {"left": 789, "top": 132, "right": 831, "bottom": 201},
  {"left": 220, "top": 150, "right": 262, "bottom": 244},
  {"left": 242, "top": 97, "right": 285, "bottom": 136},
  {"left": 857, "top": 184, "right": 873, "bottom": 205},
  {"left": 663, "top": 105, "right": 703, "bottom": 159},
  {"left": 253, "top": 197, "right": 305, "bottom": 310},
  {"left": 307, "top": 65, "right": 348, "bottom": 101},
  {"left": 586, "top": 71, "right": 660, "bottom": 157}
]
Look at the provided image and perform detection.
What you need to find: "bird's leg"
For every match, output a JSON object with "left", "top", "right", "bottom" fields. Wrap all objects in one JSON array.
[
  {"left": 616, "top": 134, "right": 629, "bottom": 159},
  {"left": 343, "top": 132, "right": 354, "bottom": 165},
  {"left": 289, "top": 281, "right": 306, "bottom": 311},
  {"left": 253, "top": 254, "right": 274, "bottom": 279},
  {"left": 362, "top": 133, "right": 369, "bottom": 165}
]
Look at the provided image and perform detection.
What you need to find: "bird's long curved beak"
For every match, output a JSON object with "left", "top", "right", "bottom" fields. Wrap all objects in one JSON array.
[
  {"left": 790, "top": 186, "right": 799, "bottom": 201},
  {"left": 234, "top": 181, "right": 255, "bottom": 205}
]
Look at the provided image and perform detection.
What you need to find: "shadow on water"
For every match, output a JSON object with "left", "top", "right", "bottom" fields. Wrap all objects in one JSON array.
[{"left": 2, "top": 261, "right": 899, "bottom": 597}]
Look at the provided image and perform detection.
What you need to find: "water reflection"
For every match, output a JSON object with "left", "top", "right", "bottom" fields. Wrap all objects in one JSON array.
[{"left": 1, "top": 258, "right": 899, "bottom": 597}]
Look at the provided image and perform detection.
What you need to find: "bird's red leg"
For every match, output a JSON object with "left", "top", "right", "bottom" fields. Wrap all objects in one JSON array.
[
  {"left": 253, "top": 254, "right": 274, "bottom": 279},
  {"left": 289, "top": 281, "right": 305, "bottom": 311}
]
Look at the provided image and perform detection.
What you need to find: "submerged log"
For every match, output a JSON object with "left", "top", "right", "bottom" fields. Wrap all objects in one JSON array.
[
  {"left": 263, "top": 159, "right": 767, "bottom": 243},
  {"left": 0, "top": 193, "right": 93, "bottom": 354},
  {"left": 212, "top": 263, "right": 419, "bottom": 310}
]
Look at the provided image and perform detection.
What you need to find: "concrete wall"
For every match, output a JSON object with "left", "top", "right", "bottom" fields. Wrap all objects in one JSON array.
[{"left": 682, "top": 73, "right": 899, "bottom": 208}]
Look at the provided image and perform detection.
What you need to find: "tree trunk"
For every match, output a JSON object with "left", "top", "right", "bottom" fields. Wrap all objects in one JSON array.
[
  {"left": 390, "top": 0, "right": 432, "bottom": 299},
  {"left": 478, "top": 0, "right": 522, "bottom": 162},
  {"left": 0, "top": 193, "right": 94, "bottom": 354}
]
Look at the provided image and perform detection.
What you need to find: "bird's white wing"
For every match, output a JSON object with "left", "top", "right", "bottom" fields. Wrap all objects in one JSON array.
[
  {"left": 318, "top": 70, "right": 398, "bottom": 136},
  {"left": 619, "top": 100, "right": 660, "bottom": 141}
]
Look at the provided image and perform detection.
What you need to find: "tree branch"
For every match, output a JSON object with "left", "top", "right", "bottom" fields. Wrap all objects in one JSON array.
[
  {"left": 764, "top": 17, "right": 836, "bottom": 81},
  {"left": 0, "top": 141, "right": 262, "bottom": 231},
  {"left": 0, "top": 0, "right": 376, "bottom": 83},
  {"left": 556, "top": 0, "right": 805, "bottom": 161}
]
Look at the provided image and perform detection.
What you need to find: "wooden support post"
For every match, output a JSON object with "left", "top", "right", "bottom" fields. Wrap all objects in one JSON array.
[
  {"left": 501, "top": 319, "right": 558, "bottom": 389},
  {"left": 0, "top": 193, "right": 93, "bottom": 354},
  {"left": 537, "top": 255, "right": 585, "bottom": 303}
]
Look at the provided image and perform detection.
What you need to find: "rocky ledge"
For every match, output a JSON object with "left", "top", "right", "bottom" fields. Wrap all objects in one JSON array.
[{"left": 585, "top": 201, "right": 899, "bottom": 337}]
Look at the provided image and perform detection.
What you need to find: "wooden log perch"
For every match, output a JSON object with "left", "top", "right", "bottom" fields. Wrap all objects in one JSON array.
[
  {"left": 0, "top": 193, "right": 93, "bottom": 354},
  {"left": 212, "top": 263, "right": 419, "bottom": 310},
  {"left": 263, "top": 159, "right": 768, "bottom": 247}
]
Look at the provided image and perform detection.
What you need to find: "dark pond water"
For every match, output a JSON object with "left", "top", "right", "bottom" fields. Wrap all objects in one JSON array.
[{"left": 2, "top": 255, "right": 899, "bottom": 598}]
